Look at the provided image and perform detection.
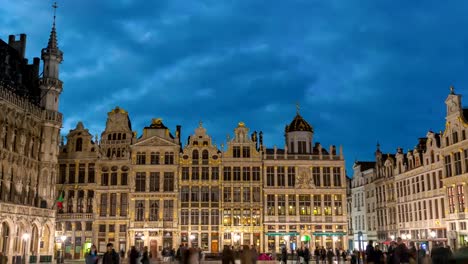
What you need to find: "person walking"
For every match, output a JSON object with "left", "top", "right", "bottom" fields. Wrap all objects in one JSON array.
[
  {"left": 102, "top": 243, "right": 120, "bottom": 264},
  {"left": 129, "top": 246, "right": 139, "bottom": 264},
  {"left": 85, "top": 245, "right": 98, "bottom": 264},
  {"left": 366, "top": 241, "right": 375, "bottom": 264}
]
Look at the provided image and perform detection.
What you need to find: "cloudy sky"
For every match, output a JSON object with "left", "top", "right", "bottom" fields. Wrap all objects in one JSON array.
[{"left": 2, "top": 0, "right": 468, "bottom": 174}]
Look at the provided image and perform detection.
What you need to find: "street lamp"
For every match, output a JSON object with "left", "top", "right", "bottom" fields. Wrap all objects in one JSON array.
[
  {"left": 22, "top": 233, "right": 30, "bottom": 264},
  {"left": 60, "top": 235, "right": 67, "bottom": 263}
]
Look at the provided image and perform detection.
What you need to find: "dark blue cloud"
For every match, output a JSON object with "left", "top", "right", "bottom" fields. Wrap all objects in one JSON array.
[{"left": 2, "top": 0, "right": 468, "bottom": 174}]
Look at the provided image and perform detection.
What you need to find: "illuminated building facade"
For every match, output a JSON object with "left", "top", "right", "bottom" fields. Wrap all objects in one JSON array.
[
  {"left": 263, "top": 112, "right": 347, "bottom": 252},
  {"left": 0, "top": 15, "right": 63, "bottom": 263},
  {"left": 179, "top": 123, "right": 222, "bottom": 252}
]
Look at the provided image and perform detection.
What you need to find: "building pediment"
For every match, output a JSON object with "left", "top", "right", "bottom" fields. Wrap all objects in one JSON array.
[{"left": 133, "top": 136, "right": 177, "bottom": 147}]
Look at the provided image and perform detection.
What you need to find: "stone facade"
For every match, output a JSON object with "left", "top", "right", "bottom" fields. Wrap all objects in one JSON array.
[
  {"left": 348, "top": 88, "right": 468, "bottom": 251},
  {"left": 57, "top": 110, "right": 347, "bottom": 258},
  {"left": 0, "top": 17, "right": 63, "bottom": 263}
]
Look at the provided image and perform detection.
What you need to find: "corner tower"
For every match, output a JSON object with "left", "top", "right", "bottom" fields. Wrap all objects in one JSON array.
[
  {"left": 39, "top": 2, "right": 63, "bottom": 111},
  {"left": 285, "top": 105, "right": 313, "bottom": 154}
]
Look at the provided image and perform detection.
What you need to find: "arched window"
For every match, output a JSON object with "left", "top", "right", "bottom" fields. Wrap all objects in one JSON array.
[
  {"left": 112, "top": 133, "right": 116, "bottom": 140},
  {"left": 118, "top": 133, "right": 121, "bottom": 140},
  {"left": 136, "top": 201, "right": 145, "bottom": 221},
  {"left": 76, "top": 138, "right": 83, "bottom": 152},
  {"left": 107, "top": 134, "right": 111, "bottom": 140},
  {"left": 123, "top": 134, "right": 126, "bottom": 140},
  {"left": 202, "top": 150, "right": 209, "bottom": 165},
  {"left": 0, "top": 222, "right": 9, "bottom": 253},
  {"left": 192, "top": 150, "right": 199, "bottom": 165}
]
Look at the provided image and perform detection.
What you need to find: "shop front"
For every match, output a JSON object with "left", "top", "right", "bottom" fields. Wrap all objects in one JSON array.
[{"left": 265, "top": 232, "right": 299, "bottom": 252}]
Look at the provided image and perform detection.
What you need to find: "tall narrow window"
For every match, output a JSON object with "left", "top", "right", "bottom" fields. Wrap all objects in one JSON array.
[
  {"left": 150, "top": 172, "right": 160, "bottom": 192},
  {"left": 75, "top": 138, "right": 83, "bottom": 152},
  {"left": 448, "top": 187, "right": 455, "bottom": 214},
  {"left": 191, "top": 187, "right": 200, "bottom": 202},
  {"left": 242, "top": 147, "right": 250, "bottom": 158},
  {"left": 77, "top": 164, "right": 85, "bottom": 183},
  {"left": 267, "top": 195, "right": 275, "bottom": 216},
  {"left": 243, "top": 187, "right": 251, "bottom": 203},
  {"left": 69, "top": 164, "right": 76, "bottom": 184},
  {"left": 211, "top": 209, "right": 219, "bottom": 225},
  {"left": 223, "top": 167, "right": 231, "bottom": 181},
  {"left": 181, "top": 210, "right": 189, "bottom": 225},
  {"left": 278, "top": 195, "right": 286, "bottom": 215},
  {"left": 334, "top": 195, "right": 343, "bottom": 215},
  {"left": 323, "top": 168, "right": 331, "bottom": 187},
  {"left": 211, "top": 187, "right": 219, "bottom": 202},
  {"left": 454, "top": 152, "right": 462, "bottom": 175},
  {"left": 277, "top": 167, "right": 285, "bottom": 187},
  {"left": 266, "top": 167, "right": 274, "bottom": 186},
  {"left": 312, "top": 195, "right": 321, "bottom": 215},
  {"left": 101, "top": 173, "right": 108, "bottom": 186},
  {"left": 191, "top": 209, "right": 199, "bottom": 225},
  {"left": 163, "top": 172, "right": 174, "bottom": 192},
  {"left": 100, "top": 194, "right": 107, "bottom": 217},
  {"left": 181, "top": 187, "right": 189, "bottom": 202},
  {"left": 252, "top": 167, "right": 261, "bottom": 181},
  {"left": 333, "top": 167, "right": 341, "bottom": 187},
  {"left": 150, "top": 201, "right": 159, "bottom": 221},
  {"left": 86, "top": 191, "right": 94, "bottom": 213},
  {"left": 164, "top": 200, "right": 174, "bottom": 221},
  {"left": 287, "top": 167, "right": 295, "bottom": 187},
  {"left": 233, "top": 146, "right": 241, "bottom": 158},
  {"left": 192, "top": 167, "right": 199, "bottom": 181},
  {"left": 202, "top": 150, "right": 209, "bottom": 165},
  {"left": 111, "top": 173, "right": 117, "bottom": 185},
  {"left": 182, "top": 167, "right": 189, "bottom": 181},
  {"left": 242, "top": 167, "right": 251, "bottom": 181},
  {"left": 211, "top": 167, "right": 219, "bottom": 181},
  {"left": 252, "top": 187, "right": 261, "bottom": 202},
  {"left": 59, "top": 164, "right": 66, "bottom": 184},
  {"left": 458, "top": 185, "right": 465, "bottom": 212},
  {"left": 201, "top": 187, "right": 210, "bottom": 202},
  {"left": 298, "top": 141, "right": 307, "bottom": 154},
  {"left": 88, "top": 163, "right": 95, "bottom": 183},
  {"left": 233, "top": 167, "right": 241, "bottom": 181},
  {"left": 313, "top": 167, "right": 320, "bottom": 186},
  {"left": 110, "top": 193, "right": 117, "bottom": 216},
  {"left": 77, "top": 191, "right": 84, "bottom": 213},
  {"left": 192, "top": 150, "right": 199, "bottom": 165},
  {"left": 135, "top": 172, "right": 146, "bottom": 192},
  {"left": 120, "top": 194, "right": 128, "bottom": 216},
  {"left": 233, "top": 187, "right": 241, "bottom": 202},
  {"left": 121, "top": 173, "right": 128, "bottom": 185},
  {"left": 288, "top": 195, "right": 296, "bottom": 215},
  {"left": 445, "top": 155, "right": 452, "bottom": 177},
  {"left": 299, "top": 195, "right": 311, "bottom": 215},
  {"left": 223, "top": 187, "right": 231, "bottom": 202},
  {"left": 135, "top": 200, "right": 145, "bottom": 221},
  {"left": 201, "top": 167, "right": 209, "bottom": 181}
]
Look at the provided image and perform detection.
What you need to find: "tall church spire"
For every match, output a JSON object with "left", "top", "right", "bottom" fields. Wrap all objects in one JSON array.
[
  {"left": 39, "top": 1, "right": 63, "bottom": 111},
  {"left": 47, "top": 2, "right": 59, "bottom": 50}
]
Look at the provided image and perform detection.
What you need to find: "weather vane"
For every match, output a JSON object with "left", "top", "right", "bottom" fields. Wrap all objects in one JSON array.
[
  {"left": 52, "top": 2, "right": 58, "bottom": 24},
  {"left": 296, "top": 102, "right": 300, "bottom": 114}
]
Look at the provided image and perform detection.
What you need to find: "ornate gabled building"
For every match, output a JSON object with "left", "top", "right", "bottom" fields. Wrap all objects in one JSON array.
[
  {"left": 56, "top": 122, "right": 98, "bottom": 258},
  {"left": 57, "top": 108, "right": 348, "bottom": 258},
  {"left": 441, "top": 88, "right": 468, "bottom": 249},
  {"left": 0, "top": 11, "right": 63, "bottom": 263},
  {"left": 221, "top": 122, "right": 263, "bottom": 250},
  {"left": 179, "top": 122, "right": 221, "bottom": 252},
  {"left": 95, "top": 107, "right": 134, "bottom": 253},
  {"left": 263, "top": 111, "right": 347, "bottom": 252},
  {"left": 129, "top": 118, "right": 180, "bottom": 256}
]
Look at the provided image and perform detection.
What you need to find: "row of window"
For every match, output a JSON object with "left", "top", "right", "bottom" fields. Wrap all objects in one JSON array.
[
  {"left": 99, "top": 193, "right": 128, "bottom": 217},
  {"left": 449, "top": 222, "right": 468, "bottom": 231},
  {"left": 135, "top": 172, "right": 174, "bottom": 192},
  {"left": 266, "top": 167, "right": 342, "bottom": 187},
  {"left": 447, "top": 185, "right": 466, "bottom": 213},
  {"left": 180, "top": 209, "right": 220, "bottom": 225},
  {"left": 445, "top": 130, "right": 467, "bottom": 147},
  {"left": 60, "top": 221, "right": 93, "bottom": 231},
  {"left": 62, "top": 190, "right": 94, "bottom": 214},
  {"left": 182, "top": 167, "right": 221, "bottom": 181},
  {"left": 1, "top": 125, "right": 39, "bottom": 159},
  {"left": 59, "top": 164, "right": 95, "bottom": 184},
  {"left": 445, "top": 149, "right": 468, "bottom": 178},
  {"left": 266, "top": 194, "right": 343, "bottom": 216},
  {"left": 136, "top": 152, "right": 175, "bottom": 165},
  {"left": 397, "top": 198, "right": 445, "bottom": 223},
  {"left": 134, "top": 200, "right": 174, "bottom": 221},
  {"left": 222, "top": 209, "right": 261, "bottom": 226},
  {"left": 396, "top": 170, "right": 442, "bottom": 199}
]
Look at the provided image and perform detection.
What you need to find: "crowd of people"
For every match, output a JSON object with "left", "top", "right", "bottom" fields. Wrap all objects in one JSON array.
[{"left": 82, "top": 239, "right": 468, "bottom": 264}]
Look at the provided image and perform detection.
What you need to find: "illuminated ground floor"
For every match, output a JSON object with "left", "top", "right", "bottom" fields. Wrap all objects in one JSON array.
[{"left": 0, "top": 203, "right": 55, "bottom": 264}]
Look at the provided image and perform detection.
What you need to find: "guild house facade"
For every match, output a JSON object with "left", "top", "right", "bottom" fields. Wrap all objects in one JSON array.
[
  {"left": 57, "top": 108, "right": 348, "bottom": 259},
  {"left": 0, "top": 15, "right": 64, "bottom": 264}
]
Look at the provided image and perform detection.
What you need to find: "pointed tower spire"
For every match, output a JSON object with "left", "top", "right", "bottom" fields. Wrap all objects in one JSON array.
[
  {"left": 40, "top": 1, "right": 63, "bottom": 111},
  {"left": 47, "top": 2, "right": 59, "bottom": 50}
]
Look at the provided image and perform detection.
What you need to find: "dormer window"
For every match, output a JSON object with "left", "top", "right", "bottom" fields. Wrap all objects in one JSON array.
[
  {"left": 75, "top": 138, "right": 83, "bottom": 152},
  {"left": 298, "top": 141, "right": 307, "bottom": 154},
  {"left": 453, "top": 131, "right": 459, "bottom": 144},
  {"left": 233, "top": 146, "right": 241, "bottom": 158},
  {"left": 242, "top": 147, "right": 250, "bottom": 158}
]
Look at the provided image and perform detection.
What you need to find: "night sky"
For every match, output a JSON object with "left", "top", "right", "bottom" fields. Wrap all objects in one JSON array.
[{"left": 2, "top": 0, "right": 468, "bottom": 174}]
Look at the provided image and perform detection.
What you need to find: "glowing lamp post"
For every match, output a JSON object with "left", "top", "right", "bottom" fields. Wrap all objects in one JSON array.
[{"left": 22, "top": 233, "right": 30, "bottom": 264}]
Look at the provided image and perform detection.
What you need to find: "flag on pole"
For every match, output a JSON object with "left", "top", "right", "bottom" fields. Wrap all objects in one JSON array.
[{"left": 57, "top": 192, "right": 64, "bottom": 209}]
